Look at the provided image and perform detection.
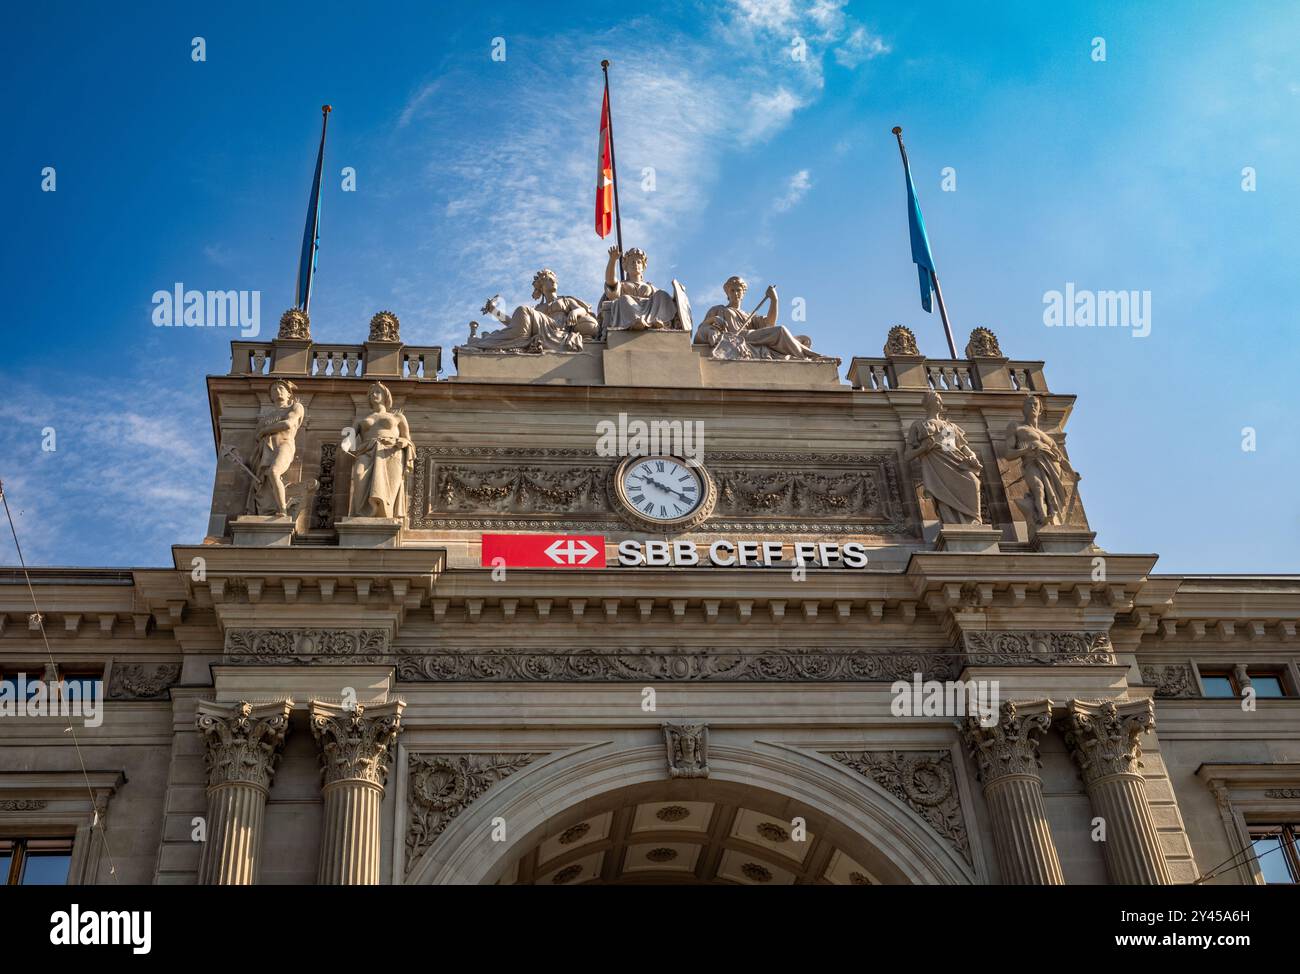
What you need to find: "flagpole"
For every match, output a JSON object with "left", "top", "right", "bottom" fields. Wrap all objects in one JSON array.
[
  {"left": 892, "top": 126, "right": 958, "bottom": 359},
  {"left": 601, "top": 60, "right": 625, "bottom": 281}
]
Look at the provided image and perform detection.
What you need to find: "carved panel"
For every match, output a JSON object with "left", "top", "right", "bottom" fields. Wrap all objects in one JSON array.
[
  {"left": 827, "top": 749, "right": 971, "bottom": 864},
  {"left": 1264, "top": 789, "right": 1300, "bottom": 799},
  {"left": 410, "top": 447, "right": 912, "bottom": 535},
  {"left": 962, "top": 630, "right": 1114, "bottom": 666},
  {"left": 0, "top": 800, "right": 48, "bottom": 811},
  {"left": 404, "top": 752, "right": 539, "bottom": 873},
  {"left": 1140, "top": 663, "right": 1197, "bottom": 698},
  {"left": 225, "top": 628, "right": 389, "bottom": 664},
  {"left": 312, "top": 442, "right": 338, "bottom": 530},
  {"left": 107, "top": 662, "right": 181, "bottom": 700},
  {"left": 395, "top": 648, "right": 961, "bottom": 683}
]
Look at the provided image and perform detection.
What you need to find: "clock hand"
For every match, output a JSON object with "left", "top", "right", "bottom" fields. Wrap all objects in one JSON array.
[{"left": 645, "top": 476, "right": 694, "bottom": 505}]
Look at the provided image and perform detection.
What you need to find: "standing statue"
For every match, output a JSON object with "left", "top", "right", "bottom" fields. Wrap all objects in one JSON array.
[
  {"left": 342, "top": 382, "right": 414, "bottom": 520},
  {"left": 903, "top": 390, "right": 983, "bottom": 524},
  {"left": 598, "top": 246, "right": 690, "bottom": 333},
  {"left": 463, "top": 269, "right": 596, "bottom": 353},
  {"left": 246, "top": 379, "right": 305, "bottom": 516},
  {"left": 694, "top": 276, "right": 834, "bottom": 361},
  {"left": 1004, "top": 396, "right": 1073, "bottom": 526}
]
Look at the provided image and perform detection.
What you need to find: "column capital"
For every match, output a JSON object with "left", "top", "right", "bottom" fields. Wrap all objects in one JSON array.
[
  {"left": 1064, "top": 698, "right": 1155, "bottom": 785},
  {"left": 195, "top": 698, "right": 293, "bottom": 791},
  {"left": 961, "top": 698, "right": 1055, "bottom": 783},
  {"left": 310, "top": 699, "right": 405, "bottom": 788}
]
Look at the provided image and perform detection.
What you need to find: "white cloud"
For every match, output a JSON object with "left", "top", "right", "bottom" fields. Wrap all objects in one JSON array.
[
  {"left": 398, "top": 80, "right": 442, "bottom": 128},
  {"left": 773, "top": 168, "right": 813, "bottom": 211},
  {"left": 740, "top": 87, "right": 809, "bottom": 145},
  {"left": 835, "top": 25, "right": 890, "bottom": 68}
]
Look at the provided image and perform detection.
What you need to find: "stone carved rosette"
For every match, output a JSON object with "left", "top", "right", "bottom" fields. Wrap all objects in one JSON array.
[
  {"left": 195, "top": 699, "right": 293, "bottom": 792},
  {"left": 309, "top": 700, "right": 405, "bottom": 789}
]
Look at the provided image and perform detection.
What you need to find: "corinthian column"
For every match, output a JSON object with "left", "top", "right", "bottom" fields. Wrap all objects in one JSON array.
[
  {"left": 310, "top": 700, "right": 405, "bottom": 884},
  {"left": 1064, "top": 698, "right": 1170, "bottom": 884},
  {"left": 195, "top": 699, "right": 293, "bottom": 885},
  {"left": 961, "top": 699, "right": 1063, "bottom": 884}
]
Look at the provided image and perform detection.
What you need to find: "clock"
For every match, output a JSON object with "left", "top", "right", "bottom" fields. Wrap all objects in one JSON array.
[{"left": 612, "top": 455, "right": 714, "bottom": 531}]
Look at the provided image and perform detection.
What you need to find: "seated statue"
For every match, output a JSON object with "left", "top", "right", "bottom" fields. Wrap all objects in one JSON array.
[
  {"left": 694, "top": 276, "right": 835, "bottom": 361},
  {"left": 598, "top": 246, "right": 689, "bottom": 333},
  {"left": 462, "top": 269, "right": 596, "bottom": 353}
]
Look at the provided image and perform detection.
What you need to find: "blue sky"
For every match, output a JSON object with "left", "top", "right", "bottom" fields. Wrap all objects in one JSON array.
[{"left": 0, "top": 0, "right": 1297, "bottom": 572}]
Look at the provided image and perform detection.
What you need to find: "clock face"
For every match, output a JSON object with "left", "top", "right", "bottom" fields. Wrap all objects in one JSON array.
[{"left": 616, "top": 456, "right": 707, "bottom": 525}]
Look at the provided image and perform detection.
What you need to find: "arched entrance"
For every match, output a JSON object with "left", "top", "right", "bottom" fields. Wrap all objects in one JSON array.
[{"left": 401, "top": 741, "right": 976, "bottom": 885}]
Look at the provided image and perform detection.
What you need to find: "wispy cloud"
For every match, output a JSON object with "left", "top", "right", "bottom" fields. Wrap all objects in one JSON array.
[
  {"left": 398, "top": 80, "right": 442, "bottom": 128},
  {"left": 0, "top": 376, "right": 213, "bottom": 567},
  {"left": 773, "top": 168, "right": 813, "bottom": 211},
  {"left": 835, "top": 25, "right": 890, "bottom": 68}
]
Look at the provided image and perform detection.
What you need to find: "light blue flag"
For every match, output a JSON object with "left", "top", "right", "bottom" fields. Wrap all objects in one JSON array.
[
  {"left": 899, "top": 138, "right": 936, "bottom": 313},
  {"left": 295, "top": 106, "right": 331, "bottom": 313}
]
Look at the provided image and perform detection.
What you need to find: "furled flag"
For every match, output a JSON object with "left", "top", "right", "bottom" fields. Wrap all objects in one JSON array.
[
  {"left": 295, "top": 105, "right": 331, "bottom": 312},
  {"left": 897, "top": 130, "right": 936, "bottom": 313},
  {"left": 595, "top": 88, "right": 614, "bottom": 238}
]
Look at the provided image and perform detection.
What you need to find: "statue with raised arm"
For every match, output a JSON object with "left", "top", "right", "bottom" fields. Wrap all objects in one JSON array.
[
  {"left": 342, "top": 382, "right": 414, "bottom": 520},
  {"left": 598, "top": 246, "right": 689, "bottom": 332},
  {"left": 694, "top": 276, "right": 834, "bottom": 361},
  {"left": 461, "top": 269, "right": 595, "bottom": 353},
  {"left": 247, "top": 379, "right": 305, "bottom": 516},
  {"left": 904, "top": 390, "right": 983, "bottom": 524},
  {"left": 1004, "top": 395, "right": 1073, "bottom": 527}
]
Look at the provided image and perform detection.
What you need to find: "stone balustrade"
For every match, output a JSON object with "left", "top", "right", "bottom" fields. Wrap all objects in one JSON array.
[
  {"left": 847, "top": 356, "right": 1047, "bottom": 393},
  {"left": 230, "top": 339, "right": 441, "bottom": 379}
]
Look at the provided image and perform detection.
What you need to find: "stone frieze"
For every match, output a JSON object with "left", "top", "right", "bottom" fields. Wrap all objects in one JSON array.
[
  {"left": 225, "top": 628, "right": 389, "bottom": 664},
  {"left": 962, "top": 630, "right": 1114, "bottom": 666},
  {"left": 107, "top": 662, "right": 182, "bottom": 700}
]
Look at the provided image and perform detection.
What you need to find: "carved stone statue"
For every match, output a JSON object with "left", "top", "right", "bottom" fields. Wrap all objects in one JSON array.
[
  {"left": 884, "top": 324, "right": 920, "bottom": 357},
  {"left": 598, "top": 246, "right": 690, "bottom": 333},
  {"left": 1004, "top": 396, "right": 1072, "bottom": 527},
  {"left": 663, "top": 722, "right": 709, "bottom": 778},
  {"left": 247, "top": 379, "right": 305, "bottom": 516},
  {"left": 342, "top": 382, "right": 414, "bottom": 520},
  {"left": 965, "top": 326, "right": 1002, "bottom": 359},
  {"left": 903, "top": 390, "right": 983, "bottom": 524},
  {"left": 463, "top": 270, "right": 595, "bottom": 353},
  {"left": 694, "top": 276, "right": 834, "bottom": 362}
]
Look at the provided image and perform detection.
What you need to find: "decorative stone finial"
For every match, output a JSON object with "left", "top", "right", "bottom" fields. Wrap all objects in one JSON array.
[
  {"left": 884, "top": 324, "right": 919, "bottom": 357},
  {"left": 965, "top": 326, "right": 1003, "bottom": 359},
  {"left": 368, "top": 310, "right": 401, "bottom": 343},
  {"left": 278, "top": 308, "right": 311, "bottom": 341}
]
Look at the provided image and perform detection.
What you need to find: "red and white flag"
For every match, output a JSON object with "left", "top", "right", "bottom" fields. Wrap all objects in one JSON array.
[{"left": 595, "top": 88, "right": 614, "bottom": 238}]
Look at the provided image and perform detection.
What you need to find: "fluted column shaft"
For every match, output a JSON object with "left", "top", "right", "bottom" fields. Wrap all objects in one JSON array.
[
  {"left": 310, "top": 699, "right": 404, "bottom": 885},
  {"left": 195, "top": 699, "right": 292, "bottom": 885},
  {"left": 319, "top": 779, "right": 384, "bottom": 884},
  {"left": 962, "top": 699, "right": 1063, "bottom": 884},
  {"left": 1065, "top": 698, "right": 1170, "bottom": 885}
]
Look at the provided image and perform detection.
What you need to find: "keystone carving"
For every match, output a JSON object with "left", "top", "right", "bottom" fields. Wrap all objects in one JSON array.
[
  {"left": 195, "top": 699, "right": 293, "bottom": 791},
  {"left": 664, "top": 722, "right": 709, "bottom": 778}
]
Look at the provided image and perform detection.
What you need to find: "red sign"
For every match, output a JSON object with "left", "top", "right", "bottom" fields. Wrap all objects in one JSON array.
[{"left": 482, "top": 534, "right": 607, "bottom": 568}]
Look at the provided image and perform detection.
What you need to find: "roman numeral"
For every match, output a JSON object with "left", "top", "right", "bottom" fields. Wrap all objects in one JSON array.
[
  {"left": 631, "top": 494, "right": 645, "bottom": 504},
  {"left": 655, "top": 461, "right": 665, "bottom": 472},
  {"left": 643, "top": 502, "right": 654, "bottom": 514}
]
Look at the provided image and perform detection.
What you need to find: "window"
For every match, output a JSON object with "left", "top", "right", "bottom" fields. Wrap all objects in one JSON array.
[
  {"left": 0, "top": 838, "right": 74, "bottom": 885},
  {"left": 1200, "top": 670, "right": 1239, "bottom": 698},
  {"left": 1248, "top": 671, "right": 1288, "bottom": 698},
  {"left": 1250, "top": 826, "right": 1300, "bottom": 884}
]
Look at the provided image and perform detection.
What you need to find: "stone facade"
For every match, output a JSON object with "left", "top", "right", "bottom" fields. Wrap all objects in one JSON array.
[{"left": 1, "top": 325, "right": 1298, "bottom": 886}]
